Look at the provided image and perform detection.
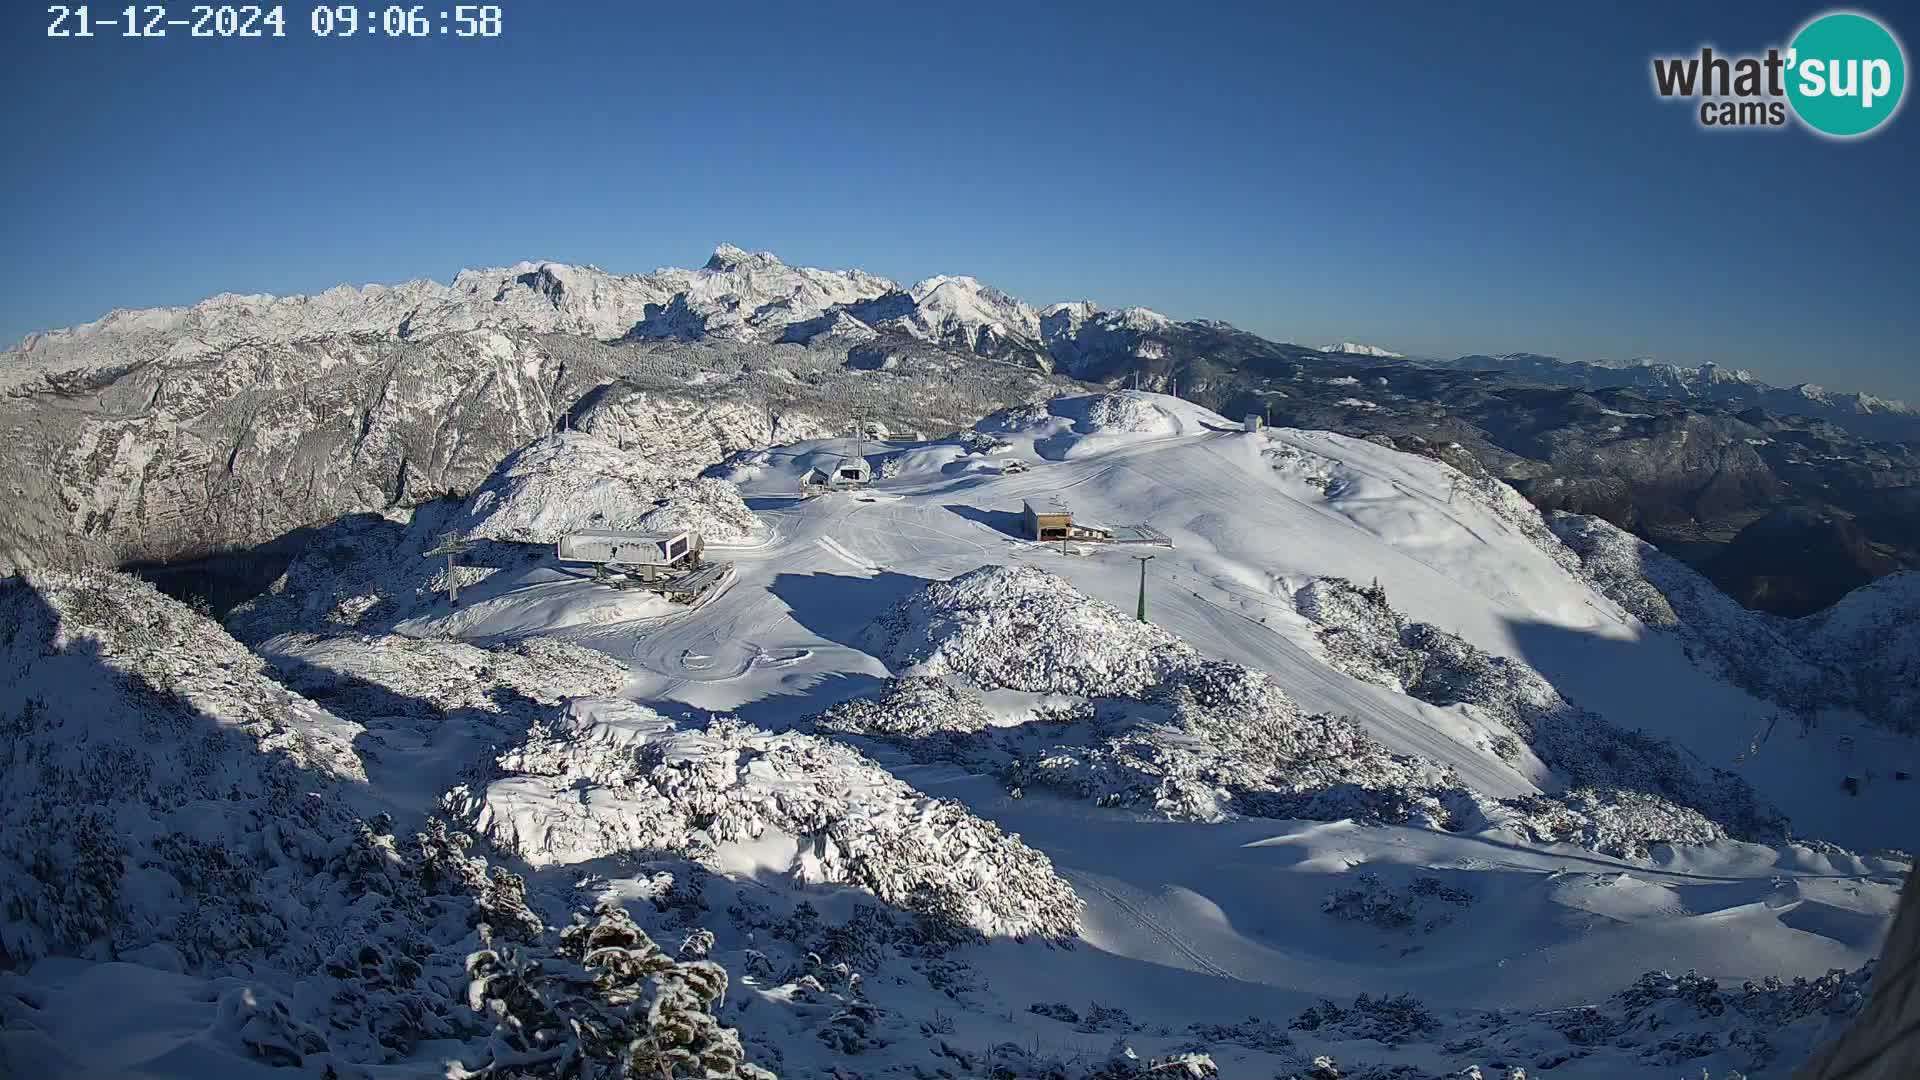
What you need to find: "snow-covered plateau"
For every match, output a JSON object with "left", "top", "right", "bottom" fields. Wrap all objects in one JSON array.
[{"left": 2, "top": 388, "right": 1915, "bottom": 1080}]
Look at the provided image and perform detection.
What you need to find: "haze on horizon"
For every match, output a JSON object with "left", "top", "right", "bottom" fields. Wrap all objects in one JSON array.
[{"left": 2, "top": 1, "right": 1915, "bottom": 398}]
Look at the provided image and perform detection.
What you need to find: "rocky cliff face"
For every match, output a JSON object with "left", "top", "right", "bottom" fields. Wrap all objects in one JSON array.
[{"left": 3, "top": 329, "right": 591, "bottom": 572}]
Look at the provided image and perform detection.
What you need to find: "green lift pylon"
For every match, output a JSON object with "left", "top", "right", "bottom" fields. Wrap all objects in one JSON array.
[{"left": 1133, "top": 553, "right": 1156, "bottom": 623}]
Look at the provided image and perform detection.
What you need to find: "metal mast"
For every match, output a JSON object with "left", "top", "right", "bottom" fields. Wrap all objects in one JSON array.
[
  {"left": 1133, "top": 553, "right": 1156, "bottom": 623},
  {"left": 424, "top": 534, "right": 476, "bottom": 607}
]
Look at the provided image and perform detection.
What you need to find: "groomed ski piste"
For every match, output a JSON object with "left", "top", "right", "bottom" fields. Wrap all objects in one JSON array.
[{"left": 4, "top": 391, "right": 1914, "bottom": 1079}]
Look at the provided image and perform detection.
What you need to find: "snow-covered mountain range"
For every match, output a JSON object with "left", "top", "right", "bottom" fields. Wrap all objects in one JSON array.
[
  {"left": 5, "top": 244, "right": 1915, "bottom": 619},
  {"left": 1435, "top": 353, "right": 1920, "bottom": 439},
  {"left": 1, "top": 245, "right": 1177, "bottom": 394}
]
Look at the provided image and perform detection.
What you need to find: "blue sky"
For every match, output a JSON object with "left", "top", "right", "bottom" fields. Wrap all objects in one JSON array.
[{"left": 3, "top": 2, "right": 1916, "bottom": 397}]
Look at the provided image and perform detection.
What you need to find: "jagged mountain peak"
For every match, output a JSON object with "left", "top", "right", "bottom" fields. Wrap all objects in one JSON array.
[
  {"left": 1042, "top": 299, "right": 1100, "bottom": 318},
  {"left": 1100, "top": 305, "right": 1171, "bottom": 330},
  {"left": 702, "top": 242, "right": 784, "bottom": 272}
]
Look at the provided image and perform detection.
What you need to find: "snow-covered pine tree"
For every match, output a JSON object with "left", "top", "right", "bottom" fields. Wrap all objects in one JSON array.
[{"left": 460, "top": 902, "right": 773, "bottom": 1078}]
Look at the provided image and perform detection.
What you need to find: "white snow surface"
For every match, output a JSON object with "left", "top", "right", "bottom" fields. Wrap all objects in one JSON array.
[{"left": 5, "top": 391, "right": 1917, "bottom": 1080}]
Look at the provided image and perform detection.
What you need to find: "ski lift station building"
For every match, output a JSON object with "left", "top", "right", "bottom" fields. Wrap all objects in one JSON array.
[
  {"left": 556, "top": 527, "right": 703, "bottom": 572},
  {"left": 1021, "top": 499, "right": 1172, "bottom": 547},
  {"left": 805, "top": 455, "right": 871, "bottom": 488},
  {"left": 1022, "top": 499, "right": 1111, "bottom": 542}
]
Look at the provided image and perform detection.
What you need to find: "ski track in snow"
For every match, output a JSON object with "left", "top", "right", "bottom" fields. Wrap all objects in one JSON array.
[{"left": 1067, "top": 870, "right": 1239, "bottom": 981}]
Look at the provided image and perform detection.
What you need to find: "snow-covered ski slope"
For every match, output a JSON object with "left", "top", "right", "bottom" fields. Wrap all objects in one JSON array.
[
  {"left": 308, "top": 393, "right": 1914, "bottom": 1058},
  {"left": 457, "top": 392, "right": 1914, "bottom": 851}
]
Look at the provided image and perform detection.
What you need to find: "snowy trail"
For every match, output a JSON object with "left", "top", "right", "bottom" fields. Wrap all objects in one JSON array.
[{"left": 902, "top": 776, "right": 1896, "bottom": 1013}]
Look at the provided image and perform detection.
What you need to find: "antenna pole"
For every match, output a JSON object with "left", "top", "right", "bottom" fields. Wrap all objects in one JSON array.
[{"left": 1133, "top": 553, "right": 1156, "bottom": 623}]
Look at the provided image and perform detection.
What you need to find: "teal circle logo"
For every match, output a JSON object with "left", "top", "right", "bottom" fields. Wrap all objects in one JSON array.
[{"left": 1787, "top": 11, "right": 1907, "bottom": 137}]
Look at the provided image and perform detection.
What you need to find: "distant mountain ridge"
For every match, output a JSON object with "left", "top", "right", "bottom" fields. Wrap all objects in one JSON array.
[
  {"left": 1322, "top": 341, "right": 1404, "bottom": 358},
  {"left": 1432, "top": 352, "right": 1919, "bottom": 441}
]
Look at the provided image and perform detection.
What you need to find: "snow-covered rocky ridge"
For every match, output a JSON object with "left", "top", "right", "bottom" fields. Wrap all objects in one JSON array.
[
  {"left": 12, "top": 244, "right": 1917, "bottom": 622},
  {"left": 0, "top": 245, "right": 1365, "bottom": 577},
  {"left": 456, "top": 433, "right": 763, "bottom": 545},
  {"left": 3, "top": 245, "right": 896, "bottom": 380},
  {"left": 1434, "top": 353, "right": 1920, "bottom": 441}
]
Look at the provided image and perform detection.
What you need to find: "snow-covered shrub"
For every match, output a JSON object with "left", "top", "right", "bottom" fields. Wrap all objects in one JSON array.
[
  {"left": 1501, "top": 789, "right": 1725, "bottom": 856},
  {"left": 0, "top": 570, "right": 367, "bottom": 967},
  {"left": 867, "top": 564, "right": 1197, "bottom": 695},
  {"left": 810, "top": 674, "right": 995, "bottom": 758},
  {"left": 1074, "top": 392, "right": 1180, "bottom": 436},
  {"left": 1603, "top": 967, "right": 1870, "bottom": 1071},
  {"left": 1184, "top": 1016, "right": 1295, "bottom": 1054},
  {"left": 1322, "top": 872, "right": 1475, "bottom": 933},
  {"left": 0, "top": 570, "right": 713, "bottom": 1072},
  {"left": 1434, "top": 963, "right": 1872, "bottom": 1077},
  {"left": 458, "top": 697, "right": 1081, "bottom": 942},
  {"left": 1263, "top": 441, "right": 1340, "bottom": 492},
  {"left": 459, "top": 902, "right": 773, "bottom": 1079},
  {"left": 1791, "top": 571, "right": 1920, "bottom": 735},
  {"left": 1000, "top": 692, "right": 1465, "bottom": 828},
  {"left": 1290, "top": 993, "right": 1439, "bottom": 1048},
  {"left": 259, "top": 630, "right": 629, "bottom": 731},
  {"left": 974, "top": 400, "right": 1053, "bottom": 435},
  {"left": 1544, "top": 513, "right": 1680, "bottom": 628},
  {"left": 986, "top": 1040, "right": 1221, "bottom": 1079}
]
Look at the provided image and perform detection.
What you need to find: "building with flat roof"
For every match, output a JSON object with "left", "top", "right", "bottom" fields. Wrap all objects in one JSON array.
[{"left": 1021, "top": 499, "right": 1112, "bottom": 542}]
